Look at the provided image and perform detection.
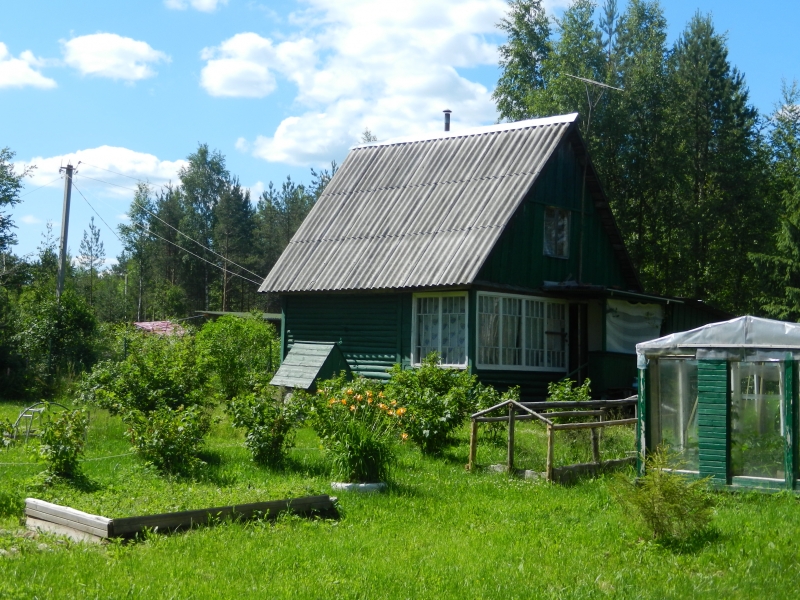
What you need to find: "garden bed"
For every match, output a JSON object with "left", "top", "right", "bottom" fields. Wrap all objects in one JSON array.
[{"left": 26, "top": 495, "right": 338, "bottom": 542}]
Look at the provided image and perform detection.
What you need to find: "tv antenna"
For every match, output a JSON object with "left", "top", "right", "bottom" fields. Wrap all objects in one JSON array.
[{"left": 563, "top": 73, "right": 623, "bottom": 387}]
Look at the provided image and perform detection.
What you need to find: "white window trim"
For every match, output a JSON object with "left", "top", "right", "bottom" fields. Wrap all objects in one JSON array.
[
  {"left": 411, "top": 291, "right": 469, "bottom": 368},
  {"left": 476, "top": 291, "right": 568, "bottom": 372},
  {"left": 543, "top": 206, "right": 571, "bottom": 259}
]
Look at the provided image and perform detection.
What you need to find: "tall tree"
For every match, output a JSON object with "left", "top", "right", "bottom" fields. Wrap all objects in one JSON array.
[
  {"left": 751, "top": 81, "right": 800, "bottom": 319},
  {"left": 179, "top": 144, "right": 230, "bottom": 311},
  {"left": 213, "top": 180, "right": 255, "bottom": 311},
  {"left": 77, "top": 217, "right": 105, "bottom": 306},
  {"left": 493, "top": 0, "right": 552, "bottom": 122},
  {"left": 667, "top": 12, "right": 771, "bottom": 311},
  {"left": 0, "top": 147, "right": 34, "bottom": 254},
  {"left": 119, "top": 183, "right": 155, "bottom": 321}
]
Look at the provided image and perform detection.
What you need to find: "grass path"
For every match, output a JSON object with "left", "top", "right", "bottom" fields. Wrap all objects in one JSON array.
[{"left": 1, "top": 402, "right": 799, "bottom": 598}]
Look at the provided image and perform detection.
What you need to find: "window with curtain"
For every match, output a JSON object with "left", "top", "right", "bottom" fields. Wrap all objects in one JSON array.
[
  {"left": 478, "top": 293, "right": 567, "bottom": 371},
  {"left": 413, "top": 293, "right": 467, "bottom": 366}
]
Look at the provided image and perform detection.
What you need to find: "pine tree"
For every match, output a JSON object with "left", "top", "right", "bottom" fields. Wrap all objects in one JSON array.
[
  {"left": 179, "top": 144, "right": 230, "bottom": 311},
  {"left": 213, "top": 180, "right": 255, "bottom": 311},
  {"left": 77, "top": 217, "right": 105, "bottom": 307}
]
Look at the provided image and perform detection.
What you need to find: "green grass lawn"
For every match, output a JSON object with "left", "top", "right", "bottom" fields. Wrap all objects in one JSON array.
[{"left": 2, "top": 400, "right": 800, "bottom": 599}]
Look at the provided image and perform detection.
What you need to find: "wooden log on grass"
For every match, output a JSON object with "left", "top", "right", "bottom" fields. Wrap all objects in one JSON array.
[{"left": 26, "top": 495, "right": 338, "bottom": 540}]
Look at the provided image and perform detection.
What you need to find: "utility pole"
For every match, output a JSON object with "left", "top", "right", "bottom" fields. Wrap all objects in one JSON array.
[{"left": 56, "top": 163, "right": 75, "bottom": 302}]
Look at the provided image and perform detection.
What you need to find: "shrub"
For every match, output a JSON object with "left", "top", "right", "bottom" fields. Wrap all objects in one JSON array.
[
  {"left": 547, "top": 377, "right": 591, "bottom": 403},
  {"left": 125, "top": 405, "right": 211, "bottom": 475},
  {"left": 37, "top": 407, "right": 89, "bottom": 479},
  {"left": 304, "top": 373, "right": 403, "bottom": 483},
  {"left": 385, "top": 353, "right": 476, "bottom": 454},
  {"left": 229, "top": 389, "right": 298, "bottom": 466},
  {"left": 79, "top": 329, "right": 208, "bottom": 415},
  {"left": 14, "top": 289, "right": 98, "bottom": 398},
  {"left": 196, "top": 314, "right": 281, "bottom": 400},
  {"left": 614, "top": 447, "right": 714, "bottom": 542},
  {"left": 473, "top": 384, "right": 520, "bottom": 443},
  {"left": 0, "top": 416, "right": 14, "bottom": 449}
]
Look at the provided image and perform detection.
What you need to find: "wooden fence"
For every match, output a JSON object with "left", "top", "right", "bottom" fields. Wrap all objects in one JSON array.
[{"left": 468, "top": 397, "right": 637, "bottom": 482}]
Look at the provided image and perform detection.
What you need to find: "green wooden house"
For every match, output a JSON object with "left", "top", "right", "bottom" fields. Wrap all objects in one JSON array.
[
  {"left": 259, "top": 113, "right": 722, "bottom": 398},
  {"left": 636, "top": 316, "right": 800, "bottom": 492}
]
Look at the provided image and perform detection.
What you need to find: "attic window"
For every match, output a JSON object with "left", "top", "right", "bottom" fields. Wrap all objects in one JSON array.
[
  {"left": 544, "top": 206, "right": 570, "bottom": 258},
  {"left": 412, "top": 293, "right": 468, "bottom": 367}
]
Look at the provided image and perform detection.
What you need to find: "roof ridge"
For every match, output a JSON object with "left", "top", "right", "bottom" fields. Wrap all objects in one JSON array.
[{"left": 352, "top": 113, "right": 579, "bottom": 150}]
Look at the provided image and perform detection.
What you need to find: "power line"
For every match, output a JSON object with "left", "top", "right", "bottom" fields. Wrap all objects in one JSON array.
[
  {"left": 72, "top": 182, "right": 124, "bottom": 243},
  {"left": 75, "top": 172, "right": 265, "bottom": 281},
  {"left": 74, "top": 182, "right": 262, "bottom": 286},
  {"left": 20, "top": 175, "right": 64, "bottom": 198}
]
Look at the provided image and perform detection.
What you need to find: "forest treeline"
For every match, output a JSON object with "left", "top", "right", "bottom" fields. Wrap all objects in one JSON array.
[
  {"left": 496, "top": 0, "right": 800, "bottom": 317},
  {"left": 0, "top": 144, "right": 334, "bottom": 397},
  {"left": 1, "top": 0, "right": 800, "bottom": 399}
]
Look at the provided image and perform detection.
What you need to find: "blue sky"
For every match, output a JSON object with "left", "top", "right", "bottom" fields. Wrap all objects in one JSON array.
[{"left": 3, "top": 0, "right": 798, "bottom": 265}]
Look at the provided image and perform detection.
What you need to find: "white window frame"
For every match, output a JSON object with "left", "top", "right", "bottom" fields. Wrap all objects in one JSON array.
[
  {"left": 411, "top": 292, "right": 469, "bottom": 368},
  {"left": 476, "top": 291, "right": 568, "bottom": 372},
  {"left": 543, "top": 206, "right": 571, "bottom": 259}
]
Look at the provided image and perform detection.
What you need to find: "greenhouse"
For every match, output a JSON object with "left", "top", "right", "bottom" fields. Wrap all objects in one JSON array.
[{"left": 636, "top": 316, "right": 800, "bottom": 491}]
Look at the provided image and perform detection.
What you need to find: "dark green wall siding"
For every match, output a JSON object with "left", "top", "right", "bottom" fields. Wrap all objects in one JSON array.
[
  {"left": 661, "top": 302, "right": 729, "bottom": 336},
  {"left": 283, "top": 293, "right": 412, "bottom": 380},
  {"left": 588, "top": 352, "right": 637, "bottom": 395},
  {"left": 697, "top": 360, "right": 730, "bottom": 482},
  {"left": 476, "top": 143, "right": 627, "bottom": 290}
]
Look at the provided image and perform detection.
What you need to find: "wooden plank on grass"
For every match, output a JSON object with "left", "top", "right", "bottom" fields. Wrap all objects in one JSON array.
[
  {"left": 109, "top": 495, "right": 336, "bottom": 537},
  {"left": 25, "top": 508, "right": 110, "bottom": 539},
  {"left": 25, "top": 498, "right": 111, "bottom": 537},
  {"left": 26, "top": 516, "right": 105, "bottom": 544}
]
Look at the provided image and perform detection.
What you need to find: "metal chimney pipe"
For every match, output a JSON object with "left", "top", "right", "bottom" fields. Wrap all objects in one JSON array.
[{"left": 443, "top": 109, "right": 451, "bottom": 132}]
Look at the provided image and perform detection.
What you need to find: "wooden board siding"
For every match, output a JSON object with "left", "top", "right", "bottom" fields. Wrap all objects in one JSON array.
[
  {"left": 697, "top": 360, "right": 730, "bottom": 483},
  {"left": 283, "top": 293, "right": 411, "bottom": 380},
  {"left": 475, "top": 142, "right": 627, "bottom": 291}
]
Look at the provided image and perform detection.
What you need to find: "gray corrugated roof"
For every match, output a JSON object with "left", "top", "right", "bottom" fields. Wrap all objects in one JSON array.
[{"left": 260, "top": 113, "right": 632, "bottom": 293}]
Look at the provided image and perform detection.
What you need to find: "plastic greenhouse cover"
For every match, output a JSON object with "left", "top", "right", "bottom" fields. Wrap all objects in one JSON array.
[{"left": 636, "top": 316, "right": 800, "bottom": 368}]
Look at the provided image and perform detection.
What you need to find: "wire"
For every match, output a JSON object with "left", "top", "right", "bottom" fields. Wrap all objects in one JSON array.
[
  {"left": 20, "top": 175, "right": 63, "bottom": 197},
  {"left": 71, "top": 182, "right": 124, "bottom": 243},
  {"left": 76, "top": 172, "right": 265, "bottom": 281},
  {"left": 74, "top": 182, "right": 262, "bottom": 286}
]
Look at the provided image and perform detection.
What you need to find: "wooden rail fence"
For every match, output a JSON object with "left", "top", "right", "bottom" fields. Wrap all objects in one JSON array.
[{"left": 468, "top": 397, "right": 637, "bottom": 482}]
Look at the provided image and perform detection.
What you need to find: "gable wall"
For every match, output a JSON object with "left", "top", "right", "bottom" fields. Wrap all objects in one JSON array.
[{"left": 476, "top": 141, "right": 627, "bottom": 290}]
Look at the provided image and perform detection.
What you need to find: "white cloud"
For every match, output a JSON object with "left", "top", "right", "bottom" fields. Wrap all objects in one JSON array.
[
  {"left": 200, "top": 33, "right": 315, "bottom": 98},
  {"left": 117, "top": 213, "right": 130, "bottom": 221},
  {"left": 0, "top": 42, "right": 57, "bottom": 89},
  {"left": 20, "top": 146, "right": 187, "bottom": 198},
  {"left": 247, "top": 181, "right": 265, "bottom": 199},
  {"left": 165, "top": 0, "right": 228, "bottom": 12},
  {"left": 20, "top": 214, "right": 42, "bottom": 225},
  {"left": 63, "top": 33, "right": 170, "bottom": 81},
  {"left": 221, "top": 0, "right": 508, "bottom": 166}
]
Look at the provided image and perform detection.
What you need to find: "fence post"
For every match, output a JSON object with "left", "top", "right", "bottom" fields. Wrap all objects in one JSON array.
[
  {"left": 546, "top": 424, "right": 554, "bottom": 482},
  {"left": 590, "top": 425, "right": 600, "bottom": 465},
  {"left": 468, "top": 419, "right": 478, "bottom": 471},
  {"left": 507, "top": 404, "right": 515, "bottom": 473}
]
